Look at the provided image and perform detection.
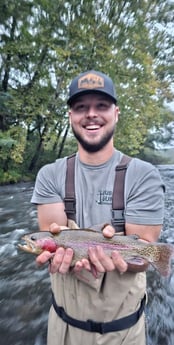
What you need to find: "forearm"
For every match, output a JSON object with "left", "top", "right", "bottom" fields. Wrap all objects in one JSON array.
[{"left": 37, "top": 203, "right": 67, "bottom": 230}]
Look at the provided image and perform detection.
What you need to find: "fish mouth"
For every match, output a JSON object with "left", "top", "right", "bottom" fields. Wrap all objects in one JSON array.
[{"left": 18, "top": 237, "right": 41, "bottom": 254}]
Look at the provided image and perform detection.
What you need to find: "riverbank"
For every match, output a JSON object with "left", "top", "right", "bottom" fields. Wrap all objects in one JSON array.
[{"left": 0, "top": 173, "right": 34, "bottom": 186}]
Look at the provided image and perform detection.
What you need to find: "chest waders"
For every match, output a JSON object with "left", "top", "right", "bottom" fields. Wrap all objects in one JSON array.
[{"left": 52, "top": 154, "right": 146, "bottom": 334}]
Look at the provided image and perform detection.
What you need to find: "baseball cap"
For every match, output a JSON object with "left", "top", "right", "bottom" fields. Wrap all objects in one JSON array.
[{"left": 67, "top": 70, "right": 117, "bottom": 105}]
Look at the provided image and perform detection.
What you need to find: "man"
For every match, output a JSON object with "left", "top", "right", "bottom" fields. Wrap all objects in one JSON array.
[{"left": 31, "top": 70, "right": 164, "bottom": 345}]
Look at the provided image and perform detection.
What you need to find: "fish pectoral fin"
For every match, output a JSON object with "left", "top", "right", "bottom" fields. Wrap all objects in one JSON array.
[{"left": 126, "top": 257, "right": 148, "bottom": 266}]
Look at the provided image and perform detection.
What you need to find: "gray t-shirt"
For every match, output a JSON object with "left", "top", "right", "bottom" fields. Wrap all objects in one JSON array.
[{"left": 31, "top": 149, "right": 164, "bottom": 227}]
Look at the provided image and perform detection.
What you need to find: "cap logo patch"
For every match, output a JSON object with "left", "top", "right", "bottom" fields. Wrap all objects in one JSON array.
[{"left": 78, "top": 73, "right": 104, "bottom": 89}]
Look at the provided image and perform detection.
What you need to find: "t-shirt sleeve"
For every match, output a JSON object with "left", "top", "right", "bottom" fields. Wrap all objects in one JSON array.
[
  {"left": 31, "top": 162, "right": 64, "bottom": 205},
  {"left": 125, "top": 160, "right": 165, "bottom": 225}
]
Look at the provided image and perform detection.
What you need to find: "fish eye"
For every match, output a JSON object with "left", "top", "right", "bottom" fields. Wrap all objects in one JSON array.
[{"left": 31, "top": 235, "right": 37, "bottom": 241}]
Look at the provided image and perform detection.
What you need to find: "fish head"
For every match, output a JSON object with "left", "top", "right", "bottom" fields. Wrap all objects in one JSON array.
[{"left": 18, "top": 232, "right": 58, "bottom": 254}]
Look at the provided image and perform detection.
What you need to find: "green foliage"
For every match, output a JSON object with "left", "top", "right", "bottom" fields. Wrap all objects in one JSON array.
[
  {"left": 0, "top": 0, "right": 173, "bottom": 183},
  {"left": 137, "top": 147, "right": 174, "bottom": 165},
  {"left": 0, "top": 168, "right": 22, "bottom": 184},
  {"left": 0, "top": 127, "right": 27, "bottom": 170},
  {"left": 61, "top": 136, "right": 78, "bottom": 157}
]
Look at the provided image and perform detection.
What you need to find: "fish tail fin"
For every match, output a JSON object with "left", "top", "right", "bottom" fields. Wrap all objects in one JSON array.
[{"left": 152, "top": 243, "right": 174, "bottom": 277}]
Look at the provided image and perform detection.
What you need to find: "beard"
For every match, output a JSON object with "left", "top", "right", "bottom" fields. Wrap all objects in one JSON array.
[{"left": 71, "top": 125, "right": 116, "bottom": 153}]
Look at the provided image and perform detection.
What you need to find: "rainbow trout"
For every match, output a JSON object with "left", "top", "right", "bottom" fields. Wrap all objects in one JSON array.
[{"left": 18, "top": 228, "right": 174, "bottom": 277}]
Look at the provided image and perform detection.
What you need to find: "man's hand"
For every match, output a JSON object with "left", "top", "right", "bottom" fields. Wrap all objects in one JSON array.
[
  {"left": 36, "top": 223, "right": 74, "bottom": 274},
  {"left": 88, "top": 225, "right": 128, "bottom": 274},
  {"left": 74, "top": 225, "right": 128, "bottom": 275}
]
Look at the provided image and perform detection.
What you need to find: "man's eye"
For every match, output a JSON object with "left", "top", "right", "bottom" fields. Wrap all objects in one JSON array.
[
  {"left": 98, "top": 103, "right": 108, "bottom": 109},
  {"left": 75, "top": 104, "right": 85, "bottom": 111}
]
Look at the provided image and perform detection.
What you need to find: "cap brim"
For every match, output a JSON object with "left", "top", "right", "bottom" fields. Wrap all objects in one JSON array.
[{"left": 67, "top": 90, "right": 117, "bottom": 106}]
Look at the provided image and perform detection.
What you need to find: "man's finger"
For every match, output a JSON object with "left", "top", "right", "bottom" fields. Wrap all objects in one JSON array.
[
  {"left": 93, "top": 246, "right": 115, "bottom": 271},
  {"left": 49, "top": 223, "right": 61, "bottom": 234},
  {"left": 50, "top": 247, "right": 74, "bottom": 274},
  {"left": 36, "top": 251, "right": 53, "bottom": 265},
  {"left": 102, "top": 225, "right": 115, "bottom": 238},
  {"left": 112, "top": 251, "right": 128, "bottom": 273},
  {"left": 88, "top": 247, "right": 106, "bottom": 272},
  {"left": 74, "top": 258, "right": 91, "bottom": 272}
]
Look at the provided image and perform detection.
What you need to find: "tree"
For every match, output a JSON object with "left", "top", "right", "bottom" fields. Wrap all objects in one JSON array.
[{"left": 0, "top": 0, "right": 173, "bottom": 181}]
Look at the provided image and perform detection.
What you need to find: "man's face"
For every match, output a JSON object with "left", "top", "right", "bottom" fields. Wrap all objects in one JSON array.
[{"left": 69, "top": 94, "right": 119, "bottom": 153}]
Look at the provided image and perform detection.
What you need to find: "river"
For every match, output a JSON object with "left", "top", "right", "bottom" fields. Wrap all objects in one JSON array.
[{"left": 0, "top": 165, "right": 174, "bottom": 345}]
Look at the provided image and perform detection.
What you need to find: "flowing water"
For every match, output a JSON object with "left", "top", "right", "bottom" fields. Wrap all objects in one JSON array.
[{"left": 0, "top": 165, "right": 174, "bottom": 345}]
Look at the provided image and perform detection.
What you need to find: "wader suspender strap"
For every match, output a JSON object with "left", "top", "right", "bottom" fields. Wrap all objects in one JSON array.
[
  {"left": 111, "top": 154, "right": 132, "bottom": 232},
  {"left": 64, "top": 153, "right": 132, "bottom": 232},
  {"left": 64, "top": 153, "right": 76, "bottom": 221}
]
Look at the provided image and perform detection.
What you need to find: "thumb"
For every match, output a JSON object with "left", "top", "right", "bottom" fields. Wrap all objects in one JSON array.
[
  {"left": 49, "top": 223, "right": 61, "bottom": 234},
  {"left": 102, "top": 224, "right": 115, "bottom": 238}
]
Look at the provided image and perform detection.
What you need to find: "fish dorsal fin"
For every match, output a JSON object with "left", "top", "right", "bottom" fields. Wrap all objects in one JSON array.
[
  {"left": 67, "top": 219, "right": 79, "bottom": 229},
  {"left": 67, "top": 220, "right": 106, "bottom": 232}
]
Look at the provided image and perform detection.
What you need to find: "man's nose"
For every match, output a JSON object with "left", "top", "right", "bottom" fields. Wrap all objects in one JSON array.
[{"left": 86, "top": 106, "right": 97, "bottom": 117}]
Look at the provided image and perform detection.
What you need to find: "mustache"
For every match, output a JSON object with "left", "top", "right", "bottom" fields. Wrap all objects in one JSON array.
[{"left": 81, "top": 119, "right": 105, "bottom": 126}]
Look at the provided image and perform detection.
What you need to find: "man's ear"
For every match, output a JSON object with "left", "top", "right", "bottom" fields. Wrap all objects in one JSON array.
[
  {"left": 115, "top": 106, "right": 120, "bottom": 123},
  {"left": 68, "top": 111, "right": 72, "bottom": 125}
]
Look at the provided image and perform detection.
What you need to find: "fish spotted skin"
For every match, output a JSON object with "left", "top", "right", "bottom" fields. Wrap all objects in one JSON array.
[{"left": 18, "top": 229, "right": 174, "bottom": 277}]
